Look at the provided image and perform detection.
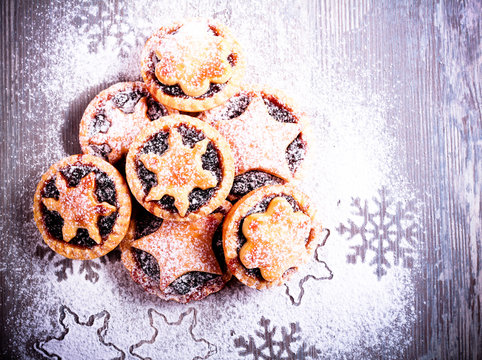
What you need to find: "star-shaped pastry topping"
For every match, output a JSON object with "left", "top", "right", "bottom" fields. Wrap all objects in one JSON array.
[
  {"left": 139, "top": 129, "right": 218, "bottom": 217},
  {"left": 212, "top": 96, "right": 302, "bottom": 180},
  {"left": 132, "top": 213, "right": 224, "bottom": 290},
  {"left": 90, "top": 97, "right": 150, "bottom": 162},
  {"left": 239, "top": 197, "right": 311, "bottom": 282},
  {"left": 154, "top": 20, "right": 233, "bottom": 97},
  {"left": 42, "top": 172, "right": 117, "bottom": 244}
]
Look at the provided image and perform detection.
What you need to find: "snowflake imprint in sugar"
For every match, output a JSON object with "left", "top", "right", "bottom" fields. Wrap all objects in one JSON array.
[
  {"left": 72, "top": 3, "right": 139, "bottom": 58},
  {"left": 35, "top": 243, "right": 119, "bottom": 283},
  {"left": 337, "top": 188, "right": 419, "bottom": 278},
  {"left": 34, "top": 306, "right": 125, "bottom": 359},
  {"left": 233, "top": 317, "right": 320, "bottom": 359}
]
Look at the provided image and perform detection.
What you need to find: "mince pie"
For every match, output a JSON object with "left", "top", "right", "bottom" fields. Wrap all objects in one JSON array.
[
  {"left": 141, "top": 18, "right": 245, "bottom": 112},
  {"left": 201, "top": 86, "right": 308, "bottom": 200},
  {"left": 120, "top": 201, "right": 232, "bottom": 303},
  {"left": 126, "top": 114, "right": 234, "bottom": 221},
  {"left": 223, "top": 185, "right": 321, "bottom": 289},
  {"left": 33, "top": 155, "right": 132, "bottom": 260},
  {"left": 79, "top": 81, "right": 175, "bottom": 164}
]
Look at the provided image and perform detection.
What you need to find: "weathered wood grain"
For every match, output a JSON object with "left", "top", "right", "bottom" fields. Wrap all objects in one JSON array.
[{"left": 0, "top": 0, "right": 480, "bottom": 359}]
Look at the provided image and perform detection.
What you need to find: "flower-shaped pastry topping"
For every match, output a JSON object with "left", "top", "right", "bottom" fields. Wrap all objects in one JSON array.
[
  {"left": 132, "top": 213, "right": 223, "bottom": 290},
  {"left": 89, "top": 97, "right": 151, "bottom": 162},
  {"left": 139, "top": 128, "right": 218, "bottom": 217},
  {"left": 213, "top": 96, "right": 302, "bottom": 180},
  {"left": 42, "top": 172, "right": 117, "bottom": 244},
  {"left": 154, "top": 20, "right": 234, "bottom": 97},
  {"left": 239, "top": 197, "right": 311, "bottom": 282}
]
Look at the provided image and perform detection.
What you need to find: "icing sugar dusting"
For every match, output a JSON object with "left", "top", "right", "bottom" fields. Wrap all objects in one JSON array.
[{"left": 7, "top": 1, "right": 418, "bottom": 359}]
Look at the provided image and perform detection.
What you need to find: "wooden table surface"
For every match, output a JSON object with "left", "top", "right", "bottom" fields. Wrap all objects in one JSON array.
[{"left": 1, "top": 0, "right": 480, "bottom": 359}]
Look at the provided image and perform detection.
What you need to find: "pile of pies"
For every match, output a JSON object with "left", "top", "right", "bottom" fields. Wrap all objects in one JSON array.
[{"left": 33, "top": 18, "right": 325, "bottom": 303}]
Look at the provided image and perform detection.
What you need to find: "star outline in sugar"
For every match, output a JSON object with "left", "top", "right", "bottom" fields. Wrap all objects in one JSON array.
[
  {"left": 34, "top": 305, "right": 125, "bottom": 360},
  {"left": 42, "top": 172, "right": 116, "bottom": 244},
  {"left": 155, "top": 20, "right": 233, "bottom": 97},
  {"left": 132, "top": 213, "right": 223, "bottom": 290},
  {"left": 240, "top": 197, "right": 312, "bottom": 282},
  {"left": 139, "top": 128, "right": 218, "bottom": 217},
  {"left": 129, "top": 307, "right": 216, "bottom": 360},
  {"left": 284, "top": 229, "right": 334, "bottom": 306},
  {"left": 90, "top": 97, "right": 151, "bottom": 161},
  {"left": 213, "top": 95, "right": 302, "bottom": 180}
]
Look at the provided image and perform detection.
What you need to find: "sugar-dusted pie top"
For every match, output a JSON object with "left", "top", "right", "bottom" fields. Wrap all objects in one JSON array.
[
  {"left": 79, "top": 82, "right": 174, "bottom": 164},
  {"left": 141, "top": 19, "right": 245, "bottom": 112},
  {"left": 119, "top": 200, "right": 233, "bottom": 303},
  {"left": 89, "top": 97, "right": 151, "bottom": 162},
  {"left": 213, "top": 96, "right": 301, "bottom": 179},
  {"left": 222, "top": 184, "right": 321, "bottom": 289},
  {"left": 239, "top": 197, "right": 312, "bottom": 282},
  {"left": 126, "top": 114, "right": 235, "bottom": 221},
  {"left": 202, "top": 88, "right": 307, "bottom": 181},
  {"left": 154, "top": 20, "right": 234, "bottom": 97},
  {"left": 138, "top": 128, "right": 218, "bottom": 217},
  {"left": 42, "top": 172, "right": 116, "bottom": 245},
  {"left": 33, "top": 154, "right": 132, "bottom": 260},
  {"left": 132, "top": 212, "right": 224, "bottom": 291}
]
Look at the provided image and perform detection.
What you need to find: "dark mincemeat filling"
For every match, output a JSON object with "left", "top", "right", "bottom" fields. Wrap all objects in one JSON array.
[
  {"left": 41, "top": 165, "right": 118, "bottom": 247},
  {"left": 136, "top": 127, "right": 222, "bottom": 215},
  {"left": 133, "top": 208, "right": 225, "bottom": 296},
  {"left": 112, "top": 89, "right": 168, "bottom": 120},
  {"left": 89, "top": 144, "right": 112, "bottom": 161},
  {"left": 286, "top": 134, "right": 307, "bottom": 173},
  {"left": 262, "top": 96, "right": 297, "bottom": 123},
  {"left": 155, "top": 79, "right": 226, "bottom": 100},
  {"left": 237, "top": 194, "right": 304, "bottom": 280},
  {"left": 213, "top": 93, "right": 252, "bottom": 121},
  {"left": 231, "top": 171, "right": 284, "bottom": 197},
  {"left": 113, "top": 90, "right": 144, "bottom": 113}
]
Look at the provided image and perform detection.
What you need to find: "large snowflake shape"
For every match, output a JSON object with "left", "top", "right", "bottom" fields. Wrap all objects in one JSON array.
[
  {"left": 34, "top": 305, "right": 124, "bottom": 360},
  {"left": 233, "top": 317, "right": 320, "bottom": 360},
  {"left": 337, "top": 188, "right": 419, "bottom": 278},
  {"left": 72, "top": 2, "right": 138, "bottom": 58},
  {"left": 130, "top": 308, "right": 216, "bottom": 359}
]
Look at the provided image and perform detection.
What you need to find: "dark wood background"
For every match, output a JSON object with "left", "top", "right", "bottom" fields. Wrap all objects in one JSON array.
[{"left": 1, "top": 0, "right": 480, "bottom": 359}]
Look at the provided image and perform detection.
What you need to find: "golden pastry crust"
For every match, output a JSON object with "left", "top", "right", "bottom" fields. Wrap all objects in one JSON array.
[
  {"left": 120, "top": 201, "right": 232, "bottom": 303},
  {"left": 141, "top": 19, "right": 245, "bottom": 112},
  {"left": 223, "top": 184, "right": 321, "bottom": 289},
  {"left": 79, "top": 81, "right": 176, "bottom": 164},
  {"left": 126, "top": 114, "right": 234, "bottom": 221},
  {"left": 33, "top": 154, "right": 132, "bottom": 260},
  {"left": 201, "top": 85, "right": 309, "bottom": 201}
]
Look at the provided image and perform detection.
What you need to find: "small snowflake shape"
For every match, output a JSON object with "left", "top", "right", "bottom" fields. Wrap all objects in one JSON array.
[
  {"left": 233, "top": 316, "right": 320, "bottom": 360},
  {"left": 35, "top": 243, "right": 119, "bottom": 283}
]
